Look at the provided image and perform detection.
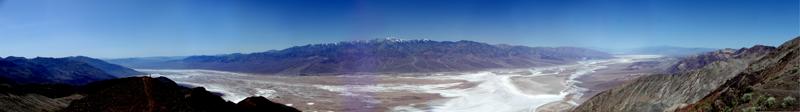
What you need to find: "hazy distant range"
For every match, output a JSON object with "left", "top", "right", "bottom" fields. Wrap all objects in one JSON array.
[{"left": 107, "top": 39, "right": 718, "bottom": 75}]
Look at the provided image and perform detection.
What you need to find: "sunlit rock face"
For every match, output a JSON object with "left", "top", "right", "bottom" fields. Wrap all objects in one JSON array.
[
  {"left": 679, "top": 37, "right": 800, "bottom": 111},
  {"left": 574, "top": 37, "right": 799, "bottom": 112}
]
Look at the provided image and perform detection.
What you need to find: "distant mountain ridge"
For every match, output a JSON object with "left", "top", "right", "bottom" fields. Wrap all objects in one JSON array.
[
  {"left": 104, "top": 56, "right": 188, "bottom": 69},
  {"left": 109, "top": 39, "right": 613, "bottom": 74},
  {"left": 607, "top": 46, "right": 717, "bottom": 56},
  {"left": 63, "top": 56, "right": 144, "bottom": 77},
  {"left": 0, "top": 56, "right": 143, "bottom": 85},
  {"left": 668, "top": 45, "right": 776, "bottom": 73}
]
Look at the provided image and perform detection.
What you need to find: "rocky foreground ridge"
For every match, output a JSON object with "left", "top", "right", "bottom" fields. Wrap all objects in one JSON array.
[
  {"left": 574, "top": 37, "right": 799, "bottom": 112},
  {"left": 679, "top": 37, "right": 800, "bottom": 111},
  {"left": 1, "top": 77, "right": 300, "bottom": 112}
]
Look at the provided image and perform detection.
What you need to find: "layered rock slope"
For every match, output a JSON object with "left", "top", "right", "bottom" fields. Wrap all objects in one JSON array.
[{"left": 573, "top": 37, "right": 797, "bottom": 112}]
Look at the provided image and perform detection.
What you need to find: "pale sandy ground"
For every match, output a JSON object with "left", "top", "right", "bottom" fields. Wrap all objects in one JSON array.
[
  {"left": 139, "top": 55, "right": 666, "bottom": 112},
  {"left": 144, "top": 70, "right": 472, "bottom": 112},
  {"left": 511, "top": 75, "right": 566, "bottom": 95},
  {"left": 142, "top": 69, "right": 569, "bottom": 112}
]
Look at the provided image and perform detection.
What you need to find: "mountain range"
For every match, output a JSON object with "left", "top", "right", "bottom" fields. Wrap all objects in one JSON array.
[
  {"left": 0, "top": 56, "right": 143, "bottom": 85},
  {"left": 628, "top": 46, "right": 717, "bottom": 56},
  {"left": 108, "top": 39, "right": 613, "bottom": 75},
  {"left": 595, "top": 46, "right": 716, "bottom": 56},
  {"left": 3, "top": 37, "right": 796, "bottom": 112}
]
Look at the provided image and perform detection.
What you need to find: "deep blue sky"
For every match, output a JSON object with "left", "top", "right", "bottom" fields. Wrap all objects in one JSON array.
[{"left": 0, "top": 0, "right": 797, "bottom": 58}]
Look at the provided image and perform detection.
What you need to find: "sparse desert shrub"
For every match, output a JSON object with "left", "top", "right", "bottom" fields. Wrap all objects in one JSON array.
[
  {"left": 722, "top": 107, "right": 732, "bottom": 112},
  {"left": 698, "top": 103, "right": 712, "bottom": 111},
  {"left": 766, "top": 97, "right": 776, "bottom": 107},
  {"left": 742, "top": 93, "right": 753, "bottom": 102},
  {"left": 755, "top": 95, "right": 767, "bottom": 107},
  {"left": 783, "top": 96, "right": 796, "bottom": 107},
  {"left": 742, "top": 106, "right": 757, "bottom": 112}
]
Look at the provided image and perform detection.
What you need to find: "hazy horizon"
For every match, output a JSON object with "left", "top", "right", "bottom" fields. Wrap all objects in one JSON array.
[{"left": 1, "top": 0, "right": 797, "bottom": 58}]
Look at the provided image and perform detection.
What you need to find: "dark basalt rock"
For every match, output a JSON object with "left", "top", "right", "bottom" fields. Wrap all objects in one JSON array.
[
  {"left": 237, "top": 96, "right": 301, "bottom": 112},
  {"left": 62, "top": 77, "right": 194, "bottom": 112}
]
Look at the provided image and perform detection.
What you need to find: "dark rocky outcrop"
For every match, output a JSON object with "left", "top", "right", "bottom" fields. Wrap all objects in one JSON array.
[
  {"left": 0, "top": 77, "right": 83, "bottom": 112},
  {"left": 0, "top": 56, "right": 145, "bottom": 112},
  {"left": 109, "top": 39, "right": 612, "bottom": 74},
  {"left": 0, "top": 56, "right": 298, "bottom": 112},
  {"left": 62, "top": 77, "right": 196, "bottom": 112},
  {"left": 573, "top": 37, "right": 796, "bottom": 112},
  {"left": 61, "top": 77, "right": 300, "bottom": 112},
  {"left": 237, "top": 96, "right": 301, "bottom": 112},
  {"left": 0, "top": 93, "right": 79, "bottom": 112},
  {"left": 1, "top": 76, "right": 299, "bottom": 112}
]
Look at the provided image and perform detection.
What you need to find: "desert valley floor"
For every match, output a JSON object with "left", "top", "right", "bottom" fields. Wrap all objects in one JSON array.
[{"left": 139, "top": 55, "right": 663, "bottom": 112}]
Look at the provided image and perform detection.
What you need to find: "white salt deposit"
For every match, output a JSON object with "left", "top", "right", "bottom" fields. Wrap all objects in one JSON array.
[{"left": 138, "top": 55, "right": 662, "bottom": 112}]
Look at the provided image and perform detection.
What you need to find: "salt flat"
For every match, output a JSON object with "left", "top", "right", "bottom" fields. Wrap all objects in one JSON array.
[{"left": 138, "top": 55, "right": 663, "bottom": 112}]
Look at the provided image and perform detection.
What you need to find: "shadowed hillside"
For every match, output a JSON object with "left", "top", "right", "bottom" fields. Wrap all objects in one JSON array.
[
  {"left": 0, "top": 57, "right": 116, "bottom": 85},
  {"left": 62, "top": 77, "right": 300, "bottom": 112},
  {"left": 1, "top": 77, "right": 300, "bottom": 112},
  {"left": 0, "top": 56, "right": 144, "bottom": 85},
  {"left": 63, "top": 56, "right": 144, "bottom": 77}
]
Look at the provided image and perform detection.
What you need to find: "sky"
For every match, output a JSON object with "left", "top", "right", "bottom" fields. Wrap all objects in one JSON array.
[{"left": 0, "top": 0, "right": 797, "bottom": 58}]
